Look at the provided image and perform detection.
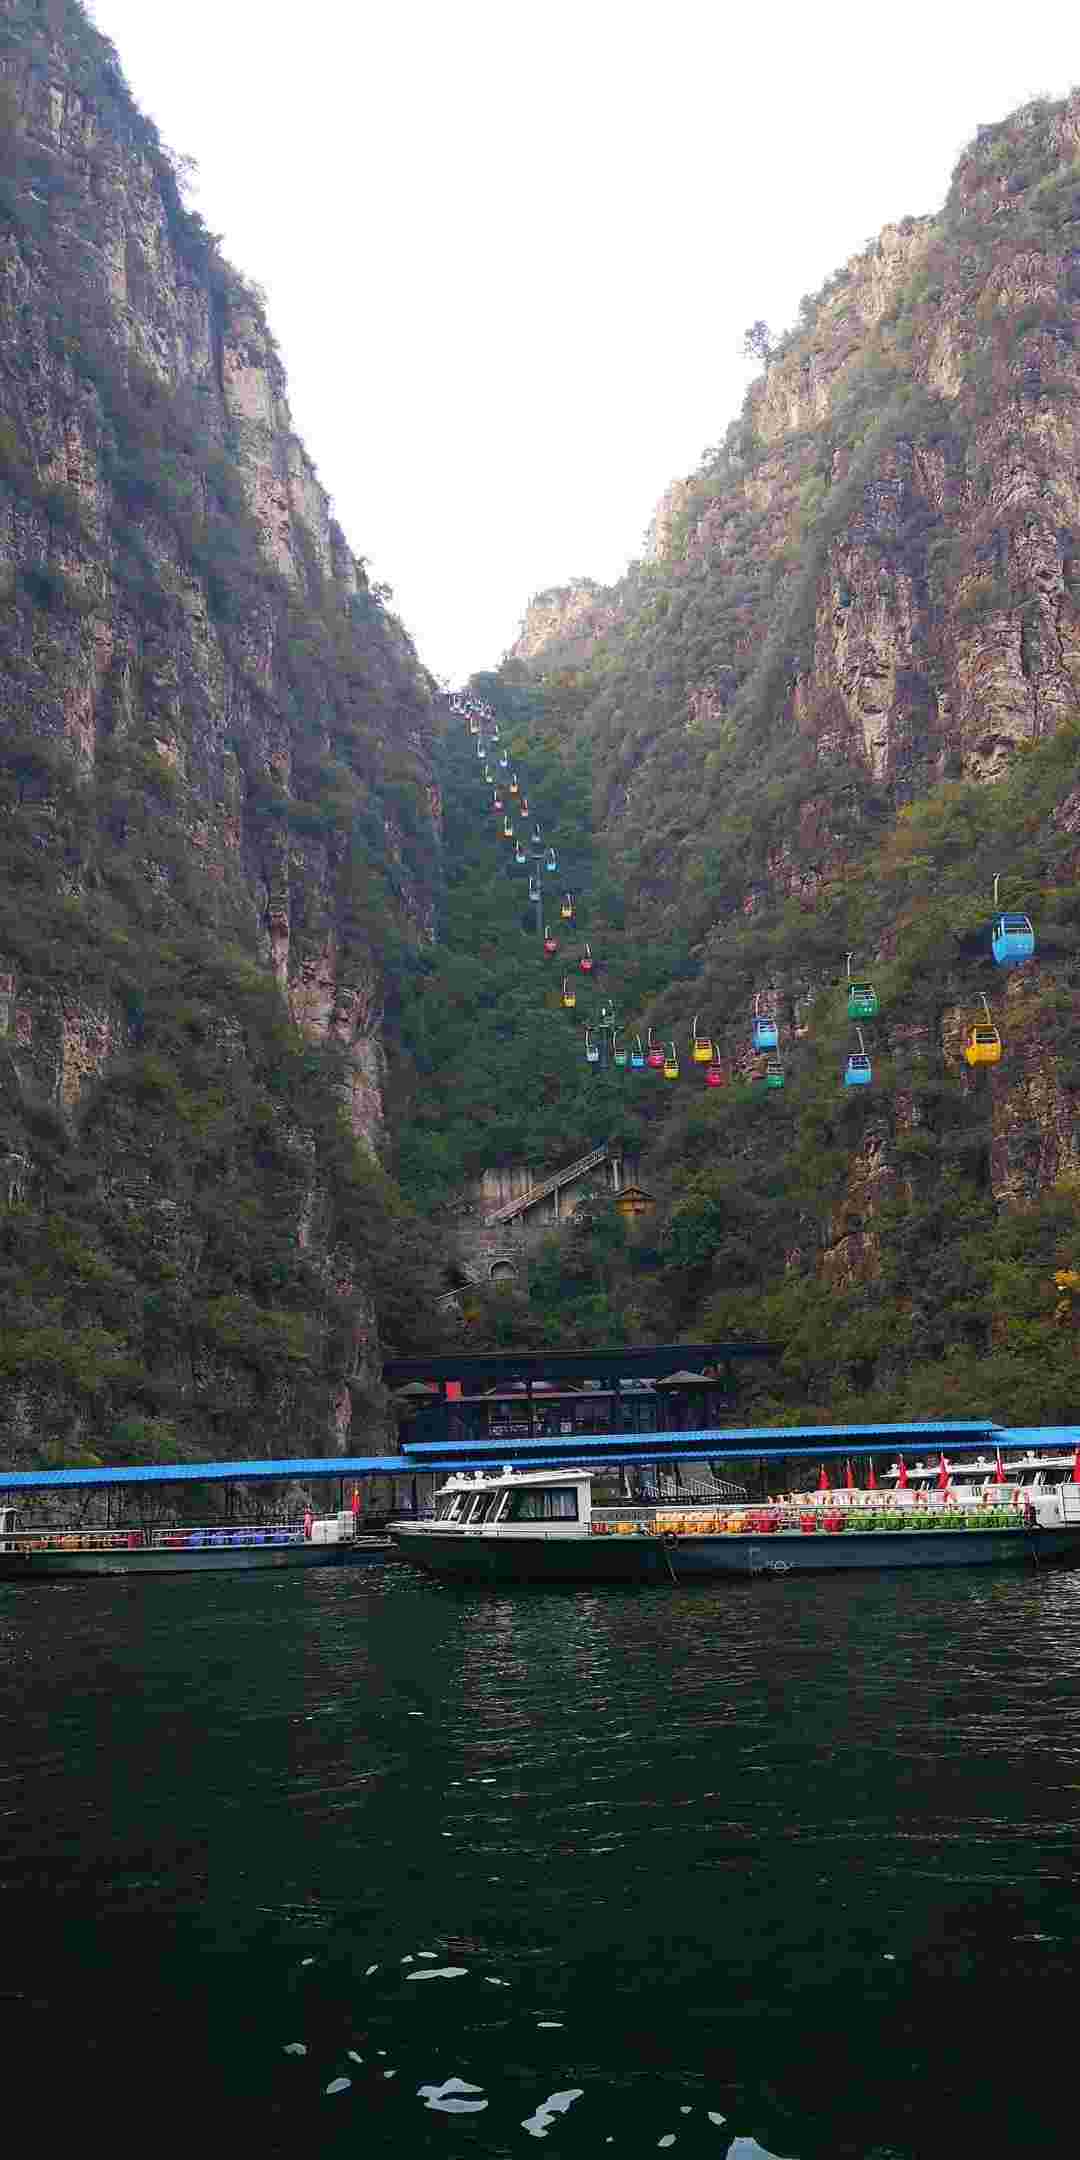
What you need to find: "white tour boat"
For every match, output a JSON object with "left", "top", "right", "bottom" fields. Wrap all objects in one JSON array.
[{"left": 390, "top": 1461, "right": 1080, "bottom": 1584}]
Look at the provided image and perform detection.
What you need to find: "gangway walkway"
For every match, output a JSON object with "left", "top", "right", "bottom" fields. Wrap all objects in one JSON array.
[{"left": 484, "top": 1142, "right": 615, "bottom": 1224}]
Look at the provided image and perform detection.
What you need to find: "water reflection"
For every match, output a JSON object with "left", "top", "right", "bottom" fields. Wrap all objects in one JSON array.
[{"left": 1, "top": 1565, "right": 1079, "bottom": 2152}]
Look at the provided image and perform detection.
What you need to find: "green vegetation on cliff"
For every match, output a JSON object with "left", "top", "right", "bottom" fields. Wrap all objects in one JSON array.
[
  {"left": 0, "top": 0, "right": 445, "bottom": 1468},
  {"left": 415, "top": 93, "right": 1080, "bottom": 1422}
]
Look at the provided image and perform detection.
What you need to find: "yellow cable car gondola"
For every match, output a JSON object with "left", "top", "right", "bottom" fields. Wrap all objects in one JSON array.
[
  {"left": 663, "top": 1041, "right": 680, "bottom": 1081},
  {"left": 690, "top": 1011, "right": 712, "bottom": 1064},
  {"left": 965, "top": 993, "right": 1002, "bottom": 1067},
  {"left": 562, "top": 976, "right": 577, "bottom": 1011},
  {"left": 560, "top": 892, "right": 574, "bottom": 922}
]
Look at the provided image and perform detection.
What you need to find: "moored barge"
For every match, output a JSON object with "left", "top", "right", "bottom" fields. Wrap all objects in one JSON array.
[{"left": 0, "top": 1506, "right": 389, "bottom": 1579}]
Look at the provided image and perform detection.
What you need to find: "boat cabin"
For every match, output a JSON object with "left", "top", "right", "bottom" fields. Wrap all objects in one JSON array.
[{"left": 425, "top": 1467, "right": 594, "bottom": 1539}]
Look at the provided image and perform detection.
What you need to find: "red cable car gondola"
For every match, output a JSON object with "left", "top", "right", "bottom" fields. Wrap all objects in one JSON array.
[
  {"left": 543, "top": 926, "right": 558, "bottom": 957},
  {"left": 580, "top": 943, "right": 594, "bottom": 975}
]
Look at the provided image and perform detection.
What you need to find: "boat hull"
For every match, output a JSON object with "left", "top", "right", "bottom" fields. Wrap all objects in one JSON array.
[
  {"left": 0, "top": 1538, "right": 390, "bottom": 1581},
  {"left": 392, "top": 1524, "right": 1080, "bottom": 1585}
]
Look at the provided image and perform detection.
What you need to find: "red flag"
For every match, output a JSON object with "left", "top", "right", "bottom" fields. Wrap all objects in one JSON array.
[
  {"left": 994, "top": 1451, "right": 1006, "bottom": 1485},
  {"left": 351, "top": 1485, "right": 360, "bottom": 1516},
  {"left": 867, "top": 1460, "right": 878, "bottom": 1490},
  {"left": 818, "top": 1464, "right": 830, "bottom": 1491},
  {"left": 1072, "top": 1447, "right": 1080, "bottom": 1485},
  {"left": 897, "top": 1456, "right": 909, "bottom": 1489},
  {"left": 845, "top": 1460, "right": 855, "bottom": 1489},
  {"left": 937, "top": 1453, "right": 950, "bottom": 1492}
]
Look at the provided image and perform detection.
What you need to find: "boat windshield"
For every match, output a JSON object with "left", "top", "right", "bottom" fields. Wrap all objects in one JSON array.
[{"left": 503, "top": 1486, "right": 579, "bottom": 1522}]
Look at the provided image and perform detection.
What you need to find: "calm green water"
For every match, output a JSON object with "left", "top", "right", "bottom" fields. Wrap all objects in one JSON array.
[{"left": 2, "top": 1563, "right": 1079, "bottom": 2156}]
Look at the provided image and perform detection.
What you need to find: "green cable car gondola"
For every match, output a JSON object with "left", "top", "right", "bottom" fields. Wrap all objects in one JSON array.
[{"left": 846, "top": 952, "right": 879, "bottom": 1020}]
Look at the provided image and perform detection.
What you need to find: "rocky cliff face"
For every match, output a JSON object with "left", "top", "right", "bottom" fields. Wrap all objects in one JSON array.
[
  {"left": 0, "top": 0, "right": 442, "bottom": 1466},
  {"left": 508, "top": 580, "right": 622, "bottom": 670},
  {"left": 487, "top": 92, "right": 1080, "bottom": 1410}
]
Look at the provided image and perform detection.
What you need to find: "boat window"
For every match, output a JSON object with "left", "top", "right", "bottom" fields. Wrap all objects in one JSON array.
[{"left": 504, "top": 1486, "right": 579, "bottom": 1522}]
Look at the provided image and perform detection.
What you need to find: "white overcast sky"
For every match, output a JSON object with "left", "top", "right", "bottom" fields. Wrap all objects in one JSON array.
[{"left": 87, "top": 0, "right": 1076, "bottom": 685}]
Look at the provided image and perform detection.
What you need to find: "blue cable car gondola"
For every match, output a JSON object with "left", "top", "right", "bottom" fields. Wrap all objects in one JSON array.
[
  {"left": 991, "top": 876, "right": 1035, "bottom": 967},
  {"left": 499, "top": 751, "right": 509, "bottom": 769},
  {"left": 531, "top": 824, "right": 543, "bottom": 845},
  {"left": 630, "top": 1035, "right": 646, "bottom": 1071},
  {"left": 844, "top": 1027, "right": 872, "bottom": 1087},
  {"left": 752, "top": 993, "right": 778, "bottom": 1053},
  {"left": 585, "top": 1027, "right": 599, "bottom": 1065},
  {"left": 514, "top": 842, "right": 527, "bottom": 865},
  {"left": 545, "top": 846, "right": 559, "bottom": 873}
]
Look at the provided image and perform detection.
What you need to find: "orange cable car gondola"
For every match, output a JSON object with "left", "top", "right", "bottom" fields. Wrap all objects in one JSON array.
[
  {"left": 690, "top": 1011, "right": 712, "bottom": 1064},
  {"left": 964, "top": 993, "right": 1002, "bottom": 1068}
]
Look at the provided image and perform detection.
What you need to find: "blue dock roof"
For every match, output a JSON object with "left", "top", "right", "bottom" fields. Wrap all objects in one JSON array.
[
  {"left": 0, "top": 1456, "right": 407, "bottom": 1494},
  {"left": 1, "top": 1421, "right": 1075, "bottom": 1493}
]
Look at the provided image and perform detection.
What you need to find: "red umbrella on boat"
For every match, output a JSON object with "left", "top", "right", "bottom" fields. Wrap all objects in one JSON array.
[
  {"left": 994, "top": 1451, "right": 1006, "bottom": 1484},
  {"left": 897, "top": 1456, "right": 909, "bottom": 1489},
  {"left": 867, "top": 1460, "right": 878, "bottom": 1490},
  {"left": 937, "top": 1453, "right": 950, "bottom": 1492},
  {"left": 844, "top": 1460, "right": 855, "bottom": 1490},
  {"left": 818, "top": 1464, "right": 830, "bottom": 1491}
]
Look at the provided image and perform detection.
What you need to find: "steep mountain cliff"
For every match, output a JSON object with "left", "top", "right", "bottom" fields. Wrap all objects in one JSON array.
[
  {"left": 0, "top": 0, "right": 444, "bottom": 1468},
  {"left": 446, "top": 91, "right": 1080, "bottom": 1416}
]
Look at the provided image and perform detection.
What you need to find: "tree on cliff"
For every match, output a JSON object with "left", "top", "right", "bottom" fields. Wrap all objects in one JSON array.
[{"left": 741, "top": 320, "right": 773, "bottom": 363}]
